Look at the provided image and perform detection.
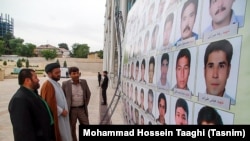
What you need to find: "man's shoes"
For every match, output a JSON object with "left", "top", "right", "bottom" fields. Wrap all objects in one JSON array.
[{"left": 101, "top": 102, "right": 107, "bottom": 105}]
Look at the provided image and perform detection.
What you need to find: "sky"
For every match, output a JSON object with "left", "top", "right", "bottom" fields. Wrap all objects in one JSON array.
[{"left": 0, "top": 0, "right": 106, "bottom": 52}]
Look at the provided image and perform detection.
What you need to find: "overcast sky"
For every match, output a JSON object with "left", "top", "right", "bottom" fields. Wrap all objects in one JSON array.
[{"left": 0, "top": 0, "right": 106, "bottom": 52}]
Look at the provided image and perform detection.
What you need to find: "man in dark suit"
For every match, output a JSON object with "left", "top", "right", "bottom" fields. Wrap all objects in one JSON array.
[
  {"left": 8, "top": 68, "right": 55, "bottom": 141},
  {"left": 98, "top": 72, "right": 102, "bottom": 86},
  {"left": 62, "top": 67, "right": 91, "bottom": 141},
  {"left": 101, "top": 70, "right": 109, "bottom": 105}
]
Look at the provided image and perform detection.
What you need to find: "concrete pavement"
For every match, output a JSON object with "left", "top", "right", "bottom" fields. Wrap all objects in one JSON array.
[{"left": 0, "top": 75, "right": 124, "bottom": 141}]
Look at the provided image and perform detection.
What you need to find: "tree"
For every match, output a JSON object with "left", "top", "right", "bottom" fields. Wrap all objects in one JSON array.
[
  {"left": 97, "top": 50, "right": 103, "bottom": 59},
  {"left": 41, "top": 49, "right": 57, "bottom": 60},
  {"left": 9, "top": 38, "right": 24, "bottom": 54},
  {"left": 17, "top": 43, "right": 36, "bottom": 57},
  {"left": 63, "top": 60, "right": 67, "bottom": 67},
  {"left": 3, "top": 32, "right": 15, "bottom": 55},
  {"left": 3, "top": 61, "right": 7, "bottom": 66},
  {"left": 16, "top": 59, "right": 23, "bottom": 68},
  {"left": 58, "top": 43, "right": 69, "bottom": 50},
  {"left": 0, "top": 40, "right": 5, "bottom": 56},
  {"left": 72, "top": 43, "right": 90, "bottom": 58},
  {"left": 25, "top": 59, "right": 29, "bottom": 68}
]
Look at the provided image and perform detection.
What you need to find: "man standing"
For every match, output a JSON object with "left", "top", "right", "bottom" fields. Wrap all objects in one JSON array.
[
  {"left": 62, "top": 67, "right": 91, "bottom": 141},
  {"left": 98, "top": 72, "right": 102, "bottom": 87},
  {"left": 9, "top": 69, "right": 55, "bottom": 141},
  {"left": 40, "top": 63, "right": 72, "bottom": 141},
  {"left": 101, "top": 70, "right": 109, "bottom": 105}
]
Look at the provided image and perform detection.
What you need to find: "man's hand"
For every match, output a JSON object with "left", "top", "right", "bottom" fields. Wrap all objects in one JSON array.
[{"left": 61, "top": 109, "right": 68, "bottom": 117}]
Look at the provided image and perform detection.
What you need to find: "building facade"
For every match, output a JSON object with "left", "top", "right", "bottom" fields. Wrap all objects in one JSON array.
[
  {"left": 103, "top": 0, "right": 136, "bottom": 87},
  {"left": 0, "top": 13, "right": 14, "bottom": 38}
]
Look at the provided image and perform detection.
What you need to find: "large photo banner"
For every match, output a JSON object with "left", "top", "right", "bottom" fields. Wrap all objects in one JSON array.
[{"left": 121, "top": 0, "right": 248, "bottom": 125}]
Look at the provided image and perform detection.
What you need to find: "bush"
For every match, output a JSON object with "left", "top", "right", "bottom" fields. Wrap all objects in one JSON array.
[{"left": 3, "top": 61, "right": 7, "bottom": 66}]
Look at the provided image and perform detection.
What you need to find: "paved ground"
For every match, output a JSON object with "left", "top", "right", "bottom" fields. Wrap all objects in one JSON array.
[{"left": 0, "top": 75, "right": 124, "bottom": 141}]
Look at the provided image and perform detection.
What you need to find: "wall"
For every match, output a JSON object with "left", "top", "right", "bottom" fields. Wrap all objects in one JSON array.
[{"left": 120, "top": 0, "right": 250, "bottom": 125}]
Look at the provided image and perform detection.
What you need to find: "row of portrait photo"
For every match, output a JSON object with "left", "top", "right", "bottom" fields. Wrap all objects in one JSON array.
[
  {"left": 124, "top": 0, "right": 246, "bottom": 59},
  {"left": 122, "top": 35, "right": 242, "bottom": 111},
  {"left": 121, "top": 86, "right": 234, "bottom": 125}
]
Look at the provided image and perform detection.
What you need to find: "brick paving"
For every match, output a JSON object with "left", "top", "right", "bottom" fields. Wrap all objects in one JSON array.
[{"left": 0, "top": 75, "right": 124, "bottom": 141}]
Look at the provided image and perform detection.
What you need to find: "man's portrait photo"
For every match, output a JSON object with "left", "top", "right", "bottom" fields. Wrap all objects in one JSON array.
[
  {"left": 201, "top": 0, "right": 246, "bottom": 34},
  {"left": 174, "top": 0, "right": 201, "bottom": 46},
  {"left": 195, "top": 36, "right": 242, "bottom": 105},
  {"left": 193, "top": 103, "right": 234, "bottom": 125},
  {"left": 172, "top": 47, "right": 197, "bottom": 94}
]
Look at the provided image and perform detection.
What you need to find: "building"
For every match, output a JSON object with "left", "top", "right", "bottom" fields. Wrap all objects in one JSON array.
[
  {"left": 0, "top": 13, "right": 14, "bottom": 38},
  {"left": 34, "top": 44, "right": 63, "bottom": 57},
  {"left": 103, "top": 0, "right": 136, "bottom": 87}
]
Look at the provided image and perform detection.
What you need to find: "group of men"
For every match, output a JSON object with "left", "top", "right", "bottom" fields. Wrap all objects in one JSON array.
[{"left": 8, "top": 62, "right": 109, "bottom": 141}]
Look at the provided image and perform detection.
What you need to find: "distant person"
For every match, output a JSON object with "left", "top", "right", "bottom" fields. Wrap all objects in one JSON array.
[
  {"left": 40, "top": 62, "right": 72, "bottom": 141},
  {"left": 203, "top": 0, "right": 244, "bottom": 33},
  {"left": 139, "top": 59, "right": 147, "bottom": 84},
  {"left": 157, "top": 53, "right": 171, "bottom": 89},
  {"left": 156, "top": 93, "right": 167, "bottom": 125},
  {"left": 161, "top": 12, "right": 174, "bottom": 50},
  {"left": 101, "top": 70, "right": 109, "bottom": 105},
  {"left": 204, "top": 39, "right": 235, "bottom": 104},
  {"left": 175, "top": 98, "right": 189, "bottom": 125},
  {"left": 62, "top": 67, "right": 91, "bottom": 141},
  {"left": 148, "top": 56, "right": 155, "bottom": 84},
  {"left": 8, "top": 68, "right": 55, "bottom": 141},
  {"left": 175, "top": 0, "right": 199, "bottom": 46},
  {"left": 146, "top": 89, "right": 154, "bottom": 118},
  {"left": 172, "top": 48, "right": 191, "bottom": 91},
  {"left": 98, "top": 72, "right": 102, "bottom": 87},
  {"left": 197, "top": 106, "right": 223, "bottom": 125}
]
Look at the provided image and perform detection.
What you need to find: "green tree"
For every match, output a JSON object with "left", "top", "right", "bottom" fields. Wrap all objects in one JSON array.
[
  {"left": 63, "top": 60, "right": 67, "bottom": 67},
  {"left": 41, "top": 49, "right": 57, "bottom": 60},
  {"left": 58, "top": 43, "right": 69, "bottom": 50},
  {"left": 17, "top": 43, "right": 36, "bottom": 57},
  {"left": 16, "top": 59, "right": 23, "bottom": 68},
  {"left": 0, "top": 40, "right": 5, "bottom": 56},
  {"left": 25, "top": 59, "right": 29, "bottom": 68},
  {"left": 9, "top": 38, "right": 24, "bottom": 54},
  {"left": 3, "top": 61, "right": 7, "bottom": 66},
  {"left": 3, "top": 32, "right": 15, "bottom": 55},
  {"left": 72, "top": 43, "right": 89, "bottom": 58},
  {"left": 97, "top": 50, "right": 103, "bottom": 59}
]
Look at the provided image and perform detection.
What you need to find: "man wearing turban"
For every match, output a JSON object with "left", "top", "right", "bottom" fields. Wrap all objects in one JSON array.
[{"left": 40, "top": 62, "right": 72, "bottom": 141}]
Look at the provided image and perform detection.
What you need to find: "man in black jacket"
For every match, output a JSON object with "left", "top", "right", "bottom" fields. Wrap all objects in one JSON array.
[
  {"left": 8, "top": 68, "right": 54, "bottom": 141},
  {"left": 101, "top": 71, "right": 109, "bottom": 105}
]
